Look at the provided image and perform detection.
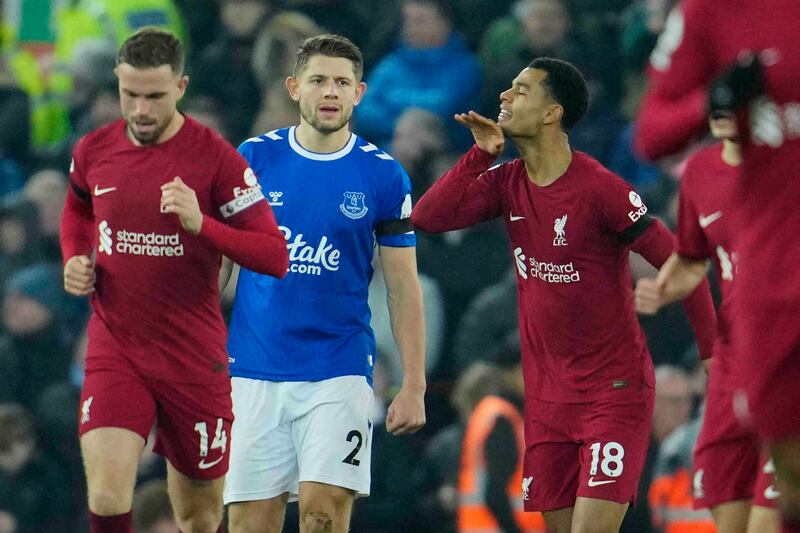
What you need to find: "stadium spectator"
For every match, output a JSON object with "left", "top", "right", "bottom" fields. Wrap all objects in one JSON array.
[
  {"left": 0, "top": 403, "right": 72, "bottom": 532},
  {"left": 355, "top": 0, "right": 482, "bottom": 149}
]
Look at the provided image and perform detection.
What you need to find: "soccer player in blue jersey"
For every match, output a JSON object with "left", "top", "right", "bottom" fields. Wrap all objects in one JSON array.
[{"left": 221, "top": 34, "right": 427, "bottom": 533}]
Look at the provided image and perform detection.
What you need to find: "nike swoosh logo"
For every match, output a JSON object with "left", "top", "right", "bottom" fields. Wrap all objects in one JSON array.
[
  {"left": 698, "top": 211, "right": 722, "bottom": 228},
  {"left": 94, "top": 185, "right": 117, "bottom": 196},
  {"left": 198, "top": 456, "right": 224, "bottom": 470},
  {"left": 588, "top": 477, "right": 617, "bottom": 487},
  {"left": 764, "top": 485, "right": 780, "bottom": 500},
  {"left": 510, "top": 213, "right": 526, "bottom": 221}
]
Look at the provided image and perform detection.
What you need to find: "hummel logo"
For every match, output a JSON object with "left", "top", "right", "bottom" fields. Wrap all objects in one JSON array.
[
  {"left": 94, "top": 185, "right": 117, "bottom": 196},
  {"left": 510, "top": 213, "right": 525, "bottom": 221},
  {"left": 198, "top": 456, "right": 224, "bottom": 470},
  {"left": 699, "top": 211, "right": 722, "bottom": 228},
  {"left": 588, "top": 477, "right": 616, "bottom": 487}
]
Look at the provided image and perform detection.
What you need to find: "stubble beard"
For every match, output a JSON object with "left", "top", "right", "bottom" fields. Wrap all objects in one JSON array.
[{"left": 300, "top": 103, "right": 351, "bottom": 135}]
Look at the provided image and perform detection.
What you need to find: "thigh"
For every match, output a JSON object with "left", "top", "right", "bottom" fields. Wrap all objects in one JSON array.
[
  {"left": 150, "top": 376, "right": 233, "bottom": 481},
  {"left": 571, "top": 496, "right": 628, "bottom": 533},
  {"left": 80, "top": 427, "right": 145, "bottom": 504},
  {"left": 693, "top": 387, "right": 760, "bottom": 509},
  {"left": 291, "top": 376, "right": 373, "bottom": 497},
  {"left": 298, "top": 481, "right": 355, "bottom": 517},
  {"left": 575, "top": 386, "right": 654, "bottom": 505},
  {"left": 224, "top": 377, "right": 298, "bottom": 505},
  {"left": 166, "top": 460, "right": 224, "bottom": 520},
  {"left": 523, "top": 397, "right": 581, "bottom": 512}
]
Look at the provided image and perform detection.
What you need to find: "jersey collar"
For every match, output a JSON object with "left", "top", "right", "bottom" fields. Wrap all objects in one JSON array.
[{"left": 288, "top": 126, "right": 357, "bottom": 161}]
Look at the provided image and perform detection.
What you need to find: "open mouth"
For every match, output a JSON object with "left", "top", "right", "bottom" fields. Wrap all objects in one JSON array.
[
  {"left": 318, "top": 106, "right": 340, "bottom": 118},
  {"left": 498, "top": 109, "right": 512, "bottom": 122}
]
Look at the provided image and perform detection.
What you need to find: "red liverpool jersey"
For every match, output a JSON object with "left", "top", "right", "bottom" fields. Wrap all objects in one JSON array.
[
  {"left": 676, "top": 144, "right": 739, "bottom": 390},
  {"left": 414, "top": 147, "right": 681, "bottom": 402},
  {"left": 68, "top": 116, "right": 272, "bottom": 384}
]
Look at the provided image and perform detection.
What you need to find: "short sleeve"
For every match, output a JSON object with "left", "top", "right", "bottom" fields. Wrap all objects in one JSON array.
[
  {"left": 599, "top": 173, "right": 654, "bottom": 244},
  {"left": 375, "top": 162, "right": 416, "bottom": 248},
  {"left": 211, "top": 138, "right": 269, "bottom": 224}
]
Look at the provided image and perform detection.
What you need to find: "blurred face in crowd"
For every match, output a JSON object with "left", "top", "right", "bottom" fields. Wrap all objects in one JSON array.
[
  {"left": 221, "top": 0, "right": 271, "bottom": 38},
  {"left": 402, "top": 1, "right": 451, "bottom": 49},
  {"left": 518, "top": 0, "right": 569, "bottom": 51},
  {"left": 2, "top": 292, "right": 52, "bottom": 336},
  {"left": 116, "top": 63, "right": 187, "bottom": 145},
  {"left": 0, "top": 436, "right": 34, "bottom": 476},
  {"left": 0, "top": 218, "right": 26, "bottom": 255},
  {"left": 709, "top": 112, "right": 739, "bottom": 140},
  {"left": 498, "top": 68, "right": 563, "bottom": 139},
  {"left": 286, "top": 54, "right": 366, "bottom": 135},
  {"left": 25, "top": 170, "right": 67, "bottom": 238},
  {"left": 392, "top": 109, "right": 446, "bottom": 172}
]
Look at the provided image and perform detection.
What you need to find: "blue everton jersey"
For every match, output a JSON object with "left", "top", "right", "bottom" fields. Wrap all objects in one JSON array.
[{"left": 227, "top": 126, "right": 416, "bottom": 382}]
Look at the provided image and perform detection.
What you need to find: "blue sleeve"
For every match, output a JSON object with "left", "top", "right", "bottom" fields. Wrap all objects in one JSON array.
[{"left": 376, "top": 162, "right": 416, "bottom": 248}]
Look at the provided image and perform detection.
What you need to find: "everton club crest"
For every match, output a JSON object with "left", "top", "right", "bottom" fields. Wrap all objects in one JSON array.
[{"left": 340, "top": 191, "right": 368, "bottom": 220}]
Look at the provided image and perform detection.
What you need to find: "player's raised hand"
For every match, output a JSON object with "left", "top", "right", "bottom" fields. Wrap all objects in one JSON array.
[
  {"left": 455, "top": 110, "right": 505, "bottom": 156},
  {"left": 634, "top": 277, "right": 665, "bottom": 315},
  {"left": 160, "top": 177, "right": 203, "bottom": 235},
  {"left": 64, "top": 255, "right": 95, "bottom": 296},
  {"left": 386, "top": 386, "right": 426, "bottom": 436}
]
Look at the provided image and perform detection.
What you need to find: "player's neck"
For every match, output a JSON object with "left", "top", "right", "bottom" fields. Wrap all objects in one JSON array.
[
  {"left": 516, "top": 132, "right": 573, "bottom": 187},
  {"left": 295, "top": 121, "right": 352, "bottom": 153},
  {"left": 721, "top": 139, "right": 742, "bottom": 167}
]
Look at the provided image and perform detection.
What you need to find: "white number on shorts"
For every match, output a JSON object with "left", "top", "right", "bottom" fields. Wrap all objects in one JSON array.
[
  {"left": 589, "top": 441, "right": 625, "bottom": 477},
  {"left": 193, "top": 418, "right": 228, "bottom": 457},
  {"left": 716, "top": 246, "right": 734, "bottom": 281},
  {"left": 342, "top": 430, "right": 363, "bottom": 466}
]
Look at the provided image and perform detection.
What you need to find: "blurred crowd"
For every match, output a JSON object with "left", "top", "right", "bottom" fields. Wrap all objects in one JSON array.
[{"left": 0, "top": 0, "right": 725, "bottom": 531}]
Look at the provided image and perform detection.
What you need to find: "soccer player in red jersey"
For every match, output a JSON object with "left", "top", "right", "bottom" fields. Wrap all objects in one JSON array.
[
  {"left": 412, "top": 57, "right": 717, "bottom": 532},
  {"left": 634, "top": 1, "right": 800, "bottom": 529},
  {"left": 59, "top": 28, "right": 288, "bottom": 533},
  {"left": 635, "top": 114, "right": 779, "bottom": 533}
]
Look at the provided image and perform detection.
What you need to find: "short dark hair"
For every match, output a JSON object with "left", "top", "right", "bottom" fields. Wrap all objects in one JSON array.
[
  {"left": 293, "top": 34, "right": 363, "bottom": 81},
  {"left": 117, "top": 27, "right": 184, "bottom": 74},
  {"left": 527, "top": 57, "right": 588, "bottom": 131}
]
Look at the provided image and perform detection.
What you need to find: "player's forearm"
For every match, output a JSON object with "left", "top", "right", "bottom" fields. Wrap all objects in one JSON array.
[
  {"left": 661, "top": 255, "right": 710, "bottom": 304},
  {"left": 198, "top": 214, "right": 288, "bottom": 278},
  {"left": 411, "top": 145, "right": 497, "bottom": 233},
  {"left": 386, "top": 277, "right": 426, "bottom": 391},
  {"left": 679, "top": 267, "right": 717, "bottom": 359},
  {"left": 634, "top": 84, "right": 707, "bottom": 160},
  {"left": 60, "top": 190, "right": 94, "bottom": 263}
]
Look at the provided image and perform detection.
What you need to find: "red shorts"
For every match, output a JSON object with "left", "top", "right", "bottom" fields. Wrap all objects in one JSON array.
[
  {"left": 79, "top": 362, "right": 232, "bottom": 480},
  {"left": 693, "top": 380, "right": 761, "bottom": 509},
  {"left": 752, "top": 453, "right": 780, "bottom": 508},
  {"left": 522, "top": 384, "right": 654, "bottom": 512}
]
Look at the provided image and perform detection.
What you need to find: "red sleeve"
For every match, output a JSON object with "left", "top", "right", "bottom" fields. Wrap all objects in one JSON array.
[
  {"left": 198, "top": 208, "right": 288, "bottom": 278},
  {"left": 631, "top": 219, "right": 717, "bottom": 359},
  {"left": 60, "top": 140, "right": 95, "bottom": 263},
  {"left": 675, "top": 163, "right": 709, "bottom": 259},
  {"left": 411, "top": 145, "right": 504, "bottom": 233},
  {"left": 634, "top": 0, "right": 718, "bottom": 160}
]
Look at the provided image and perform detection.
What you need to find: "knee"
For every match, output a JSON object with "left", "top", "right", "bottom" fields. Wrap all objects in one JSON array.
[
  {"left": 87, "top": 487, "right": 133, "bottom": 515},
  {"left": 300, "top": 510, "right": 335, "bottom": 533},
  {"left": 174, "top": 509, "right": 223, "bottom": 533}
]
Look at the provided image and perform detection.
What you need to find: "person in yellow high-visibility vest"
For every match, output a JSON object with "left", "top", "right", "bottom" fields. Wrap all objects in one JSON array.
[{"left": 458, "top": 335, "right": 546, "bottom": 533}]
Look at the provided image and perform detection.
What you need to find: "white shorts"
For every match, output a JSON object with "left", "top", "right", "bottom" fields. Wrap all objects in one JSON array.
[{"left": 224, "top": 375, "right": 374, "bottom": 504}]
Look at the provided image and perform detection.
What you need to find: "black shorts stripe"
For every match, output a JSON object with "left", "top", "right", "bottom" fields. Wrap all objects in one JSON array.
[
  {"left": 619, "top": 214, "right": 654, "bottom": 244},
  {"left": 375, "top": 218, "right": 413, "bottom": 237},
  {"left": 70, "top": 182, "right": 92, "bottom": 204}
]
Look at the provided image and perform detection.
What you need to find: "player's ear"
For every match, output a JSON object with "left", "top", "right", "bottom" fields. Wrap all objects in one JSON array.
[
  {"left": 353, "top": 81, "right": 367, "bottom": 106},
  {"left": 543, "top": 103, "right": 563, "bottom": 126},
  {"left": 286, "top": 76, "right": 300, "bottom": 102},
  {"left": 177, "top": 75, "right": 189, "bottom": 97}
]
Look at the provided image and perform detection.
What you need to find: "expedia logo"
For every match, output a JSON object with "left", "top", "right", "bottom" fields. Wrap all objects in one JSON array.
[
  {"left": 98, "top": 220, "right": 184, "bottom": 257},
  {"left": 627, "top": 191, "right": 648, "bottom": 222}
]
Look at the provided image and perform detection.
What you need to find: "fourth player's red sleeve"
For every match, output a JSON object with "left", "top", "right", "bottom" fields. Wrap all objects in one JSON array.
[
  {"left": 634, "top": 0, "right": 718, "bottom": 160},
  {"left": 631, "top": 218, "right": 717, "bottom": 359},
  {"left": 60, "top": 188, "right": 94, "bottom": 263},
  {"left": 411, "top": 145, "right": 504, "bottom": 233},
  {"left": 198, "top": 209, "right": 288, "bottom": 278}
]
